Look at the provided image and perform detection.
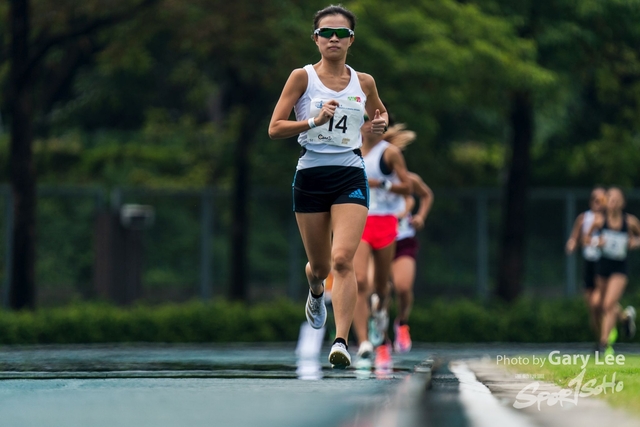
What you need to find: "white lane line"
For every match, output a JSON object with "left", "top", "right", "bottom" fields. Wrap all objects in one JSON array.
[{"left": 450, "top": 362, "right": 538, "bottom": 427}]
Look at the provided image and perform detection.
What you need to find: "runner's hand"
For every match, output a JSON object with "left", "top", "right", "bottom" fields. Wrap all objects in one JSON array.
[
  {"left": 371, "top": 109, "right": 387, "bottom": 134},
  {"left": 565, "top": 238, "right": 576, "bottom": 255},
  {"left": 314, "top": 100, "right": 339, "bottom": 126},
  {"left": 411, "top": 215, "right": 425, "bottom": 230}
]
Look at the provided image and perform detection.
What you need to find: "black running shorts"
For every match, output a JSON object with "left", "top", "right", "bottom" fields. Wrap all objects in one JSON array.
[
  {"left": 292, "top": 165, "right": 369, "bottom": 213},
  {"left": 583, "top": 260, "right": 596, "bottom": 289},
  {"left": 596, "top": 257, "right": 628, "bottom": 278}
]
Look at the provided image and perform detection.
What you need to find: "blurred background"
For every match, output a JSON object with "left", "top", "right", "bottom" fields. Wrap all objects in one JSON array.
[{"left": 2, "top": 0, "right": 640, "bottom": 312}]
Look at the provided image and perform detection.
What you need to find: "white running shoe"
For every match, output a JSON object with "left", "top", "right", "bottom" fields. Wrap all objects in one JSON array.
[
  {"left": 624, "top": 306, "right": 636, "bottom": 339},
  {"left": 368, "top": 294, "right": 388, "bottom": 347},
  {"left": 305, "top": 284, "right": 327, "bottom": 329},
  {"left": 355, "top": 341, "right": 374, "bottom": 370},
  {"left": 329, "top": 342, "right": 351, "bottom": 369}
]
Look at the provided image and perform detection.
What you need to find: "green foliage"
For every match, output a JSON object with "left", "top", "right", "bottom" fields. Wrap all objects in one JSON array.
[
  {"left": 0, "top": 300, "right": 302, "bottom": 344},
  {"left": 408, "top": 298, "right": 593, "bottom": 342},
  {"left": 1, "top": 296, "right": 638, "bottom": 344},
  {"left": 473, "top": 0, "right": 640, "bottom": 187},
  {"left": 36, "top": 196, "right": 96, "bottom": 297},
  {"left": 2, "top": 0, "right": 640, "bottom": 189},
  {"left": 0, "top": 112, "right": 233, "bottom": 188},
  {"left": 348, "top": 0, "right": 554, "bottom": 185},
  {"left": 402, "top": 292, "right": 640, "bottom": 342},
  {"left": 4, "top": 1, "right": 640, "bottom": 308}
]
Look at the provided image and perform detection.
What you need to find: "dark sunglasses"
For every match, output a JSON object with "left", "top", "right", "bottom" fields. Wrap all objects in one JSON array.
[{"left": 314, "top": 27, "right": 354, "bottom": 39}]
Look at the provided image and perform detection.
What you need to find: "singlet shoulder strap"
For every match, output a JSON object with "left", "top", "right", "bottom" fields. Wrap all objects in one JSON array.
[
  {"left": 379, "top": 142, "right": 394, "bottom": 175},
  {"left": 603, "top": 213, "right": 628, "bottom": 232},
  {"left": 345, "top": 64, "right": 358, "bottom": 85},
  {"left": 303, "top": 64, "right": 318, "bottom": 84},
  {"left": 367, "top": 140, "right": 389, "bottom": 159}
]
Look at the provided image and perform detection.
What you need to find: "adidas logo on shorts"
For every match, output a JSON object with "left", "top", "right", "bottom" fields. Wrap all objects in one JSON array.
[{"left": 349, "top": 189, "right": 366, "bottom": 200}]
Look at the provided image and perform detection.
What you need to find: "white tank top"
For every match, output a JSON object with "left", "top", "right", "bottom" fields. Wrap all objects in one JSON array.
[
  {"left": 364, "top": 141, "right": 405, "bottom": 216},
  {"left": 294, "top": 64, "right": 367, "bottom": 170},
  {"left": 581, "top": 210, "right": 601, "bottom": 261}
]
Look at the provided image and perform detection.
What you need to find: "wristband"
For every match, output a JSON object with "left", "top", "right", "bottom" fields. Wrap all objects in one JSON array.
[
  {"left": 381, "top": 179, "right": 392, "bottom": 191},
  {"left": 308, "top": 118, "right": 317, "bottom": 129}
]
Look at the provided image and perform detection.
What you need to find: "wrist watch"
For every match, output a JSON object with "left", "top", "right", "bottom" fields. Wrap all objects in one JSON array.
[{"left": 380, "top": 179, "right": 392, "bottom": 191}]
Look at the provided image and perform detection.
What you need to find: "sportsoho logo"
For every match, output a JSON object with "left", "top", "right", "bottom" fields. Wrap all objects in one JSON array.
[{"left": 496, "top": 351, "right": 626, "bottom": 410}]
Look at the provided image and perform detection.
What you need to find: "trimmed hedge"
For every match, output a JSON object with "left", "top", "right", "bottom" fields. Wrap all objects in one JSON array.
[
  {"left": 0, "top": 295, "right": 638, "bottom": 344},
  {"left": 0, "top": 300, "right": 302, "bottom": 345}
]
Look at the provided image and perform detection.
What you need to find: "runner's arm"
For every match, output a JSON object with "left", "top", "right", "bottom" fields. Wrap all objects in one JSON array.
[
  {"left": 269, "top": 69, "right": 317, "bottom": 139},
  {"left": 384, "top": 146, "right": 412, "bottom": 195},
  {"left": 358, "top": 73, "right": 389, "bottom": 133},
  {"left": 409, "top": 172, "right": 433, "bottom": 230},
  {"left": 398, "top": 195, "right": 415, "bottom": 219},
  {"left": 627, "top": 214, "right": 640, "bottom": 250},
  {"left": 586, "top": 214, "right": 605, "bottom": 247},
  {"left": 565, "top": 214, "right": 584, "bottom": 254}
]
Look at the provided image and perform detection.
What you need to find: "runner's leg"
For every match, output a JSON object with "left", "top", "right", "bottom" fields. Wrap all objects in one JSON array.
[
  {"left": 371, "top": 242, "right": 396, "bottom": 311},
  {"left": 329, "top": 203, "right": 368, "bottom": 343},
  {"left": 599, "top": 274, "right": 627, "bottom": 347},
  {"left": 295, "top": 212, "right": 332, "bottom": 295},
  {"left": 392, "top": 255, "right": 416, "bottom": 323},
  {"left": 353, "top": 240, "right": 373, "bottom": 345},
  {"left": 586, "top": 287, "right": 601, "bottom": 340}
]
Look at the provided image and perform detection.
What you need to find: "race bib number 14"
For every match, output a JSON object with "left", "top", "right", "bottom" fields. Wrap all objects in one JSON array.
[{"left": 307, "top": 98, "right": 364, "bottom": 148}]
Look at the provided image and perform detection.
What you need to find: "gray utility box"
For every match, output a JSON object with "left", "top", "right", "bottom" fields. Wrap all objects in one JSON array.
[{"left": 93, "top": 204, "right": 155, "bottom": 305}]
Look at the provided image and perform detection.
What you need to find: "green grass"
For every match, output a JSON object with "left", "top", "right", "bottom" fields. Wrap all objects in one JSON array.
[{"left": 510, "top": 354, "right": 640, "bottom": 415}]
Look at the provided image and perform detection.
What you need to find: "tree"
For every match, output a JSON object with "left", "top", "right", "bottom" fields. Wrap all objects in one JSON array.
[
  {"left": 476, "top": 0, "right": 640, "bottom": 300},
  {"left": 350, "top": 0, "right": 553, "bottom": 301},
  {"left": 3, "top": 0, "right": 157, "bottom": 309},
  {"left": 2, "top": 0, "right": 323, "bottom": 302},
  {"left": 493, "top": 2, "right": 539, "bottom": 302},
  {"left": 158, "top": 0, "right": 319, "bottom": 300},
  {"left": 349, "top": 0, "right": 552, "bottom": 178},
  {"left": 496, "top": 90, "right": 533, "bottom": 301},
  {"left": 11, "top": 0, "right": 640, "bottom": 304},
  {"left": 530, "top": 0, "right": 640, "bottom": 187},
  {"left": 7, "top": 0, "right": 36, "bottom": 309}
]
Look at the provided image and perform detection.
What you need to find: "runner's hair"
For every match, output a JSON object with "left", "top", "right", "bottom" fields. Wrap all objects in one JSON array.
[
  {"left": 384, "top": 124, "right": 416, "bottom": 150},
  {"left": 608, "top": 186, "right": 626, "bottom": 202},
  {"left": 313, "top": 5, "right": 356, "bottom": 30}
]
